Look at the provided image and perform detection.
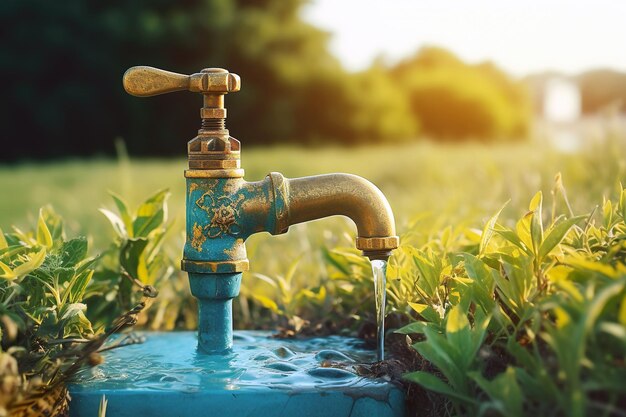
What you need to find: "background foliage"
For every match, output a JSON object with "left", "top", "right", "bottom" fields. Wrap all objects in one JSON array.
[{"left": 2, "top": 0, "right": 535, "bottom": 161}]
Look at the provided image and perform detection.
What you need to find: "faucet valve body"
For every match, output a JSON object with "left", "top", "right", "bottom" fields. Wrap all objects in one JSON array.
[{"left": 123, "top": 66, "right": 399, "bottom": 354}]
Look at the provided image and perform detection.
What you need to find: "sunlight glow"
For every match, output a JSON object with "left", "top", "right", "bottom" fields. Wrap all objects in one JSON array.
[{"left": 302, "top": 0, "right": 626, "bottom": 76}]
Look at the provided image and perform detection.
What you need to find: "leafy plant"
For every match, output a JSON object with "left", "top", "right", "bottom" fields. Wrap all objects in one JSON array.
[
  {"left": 394, "top": 179, "right": 626, "bottom": 416},
  {"left": 0, "top": 192, "right": 168, "bottom": 416},
  {"left": 88, "top": 190, "right": 171, "bottom": 328},
  {"left": 1, "top": 207, "right": 97, "bottom": 343}
]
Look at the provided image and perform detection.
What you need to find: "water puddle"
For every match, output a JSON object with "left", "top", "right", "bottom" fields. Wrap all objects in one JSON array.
[
  {"left": 370, "top": 259, "right": 387, "bottom": 362},
  {"left": 71, "top": 331, "right": 388, "bottom": 393}
]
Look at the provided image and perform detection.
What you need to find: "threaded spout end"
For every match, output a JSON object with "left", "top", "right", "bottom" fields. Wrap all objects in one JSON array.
[
  {"left": 363, "top": 249, "right": 393, "bottom": 262},
  {"left": 202, "top": 118, "right": 226, "bottom": 130}
]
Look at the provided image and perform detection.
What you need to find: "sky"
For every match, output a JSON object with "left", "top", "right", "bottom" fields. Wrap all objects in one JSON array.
[{"left": 302, "top": 0, "right": 626, "bottom": 77}]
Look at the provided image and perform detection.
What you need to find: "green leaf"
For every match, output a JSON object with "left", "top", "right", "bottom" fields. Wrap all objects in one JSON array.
[
  {"left": 66, "top": 270, "right": 94, "bottom": 304},
  {"left": 445, "top": 304, "right": 471, "bottom": 355},
  {"left": 582, "top": 279, "right": 626, "bottom": 339},
  {"left": 110, "top": 191, "right": 134, "bottom": 238},
  {"left": 136, "top": 251, "right": 150, "bottom": 284},
  {"left": 60, "top": 302, "right": 87, "bottom": 321},
  {"left": 36, "top": 309, "right": 59, "bottom": 337},
  {"left": 529, "top": 190, "right": 542, "bottom": 212},
  {"left": 322, "top": 248, "right": 352, "bottom": 275},
  {"left": 40, "top": 206, "right": 64, "bottom": 241},
  {"left": 60, "top": 237, "right": 89, "bottom": 267},
  {"left": 37, "top": 209, "right": 53, "bottom": 248},
  {"left": 479, "top": 201, "right": 508, "bottom": 256},
  {"left": 516, "top": 212, "right": 534, "bottom": 254},
  {"left": 529, "top": 191, "right": 543, "bottom": 256},
  {"left": 100, "top": 208, "right": 127, "bottom": 238},
  {"left": 120, "top": 238, "right": 149, "bottom": 279},
  {"left": 133, "top": 190, "right": 169, "bottom": 238},
  {"left": 284, "top": 257, "right": 301, "bottom": 285},
  {"left": 538, "top": 215, "right": 585, "bottom": 260},
  {"left": 408, "top": 302, "right": 442, "bottom": 323},
  {"left": 513, "top": 367, "right": 556, "bottom": 403},
  {"left": 412, "top": 248, "right": 443, "bottom": 297},
  {"left": 461, "top": 254, "right": 496, "bottom": 313},
  {"left": 619, "top": 295, "right": 626, "bottom": 326},
  {"left": 599, "top": 322, "right": 626, "bottom": 344},
  {"left": 495, "top": 225, "right": 530, "bottom": 254},
  {"left": 470, "top": 309, "right": 491, "bottom": 353},
  {"left": 603, "top": 199, "right": 613, "bottom": 229},
  {"left": 75, "top": 256, "right": 99, "bottom": 276},
  {"left": 619, "top": 188, "right": 626, "bottom": 221},
  {"left": 0, "top": 228, "right": 8, "bottom": 250},
  {"left": 252, "top": 294, "right": 281, "bottom": 313},
  {"left": 469, "top": 367, "right": 523, "bottom": 417},
  {"left": 0, "top": 245, "right": 29, "bottom": 263},
  {"left": 0, "top": 260, "right": 15, "bottom": 280},
  {"left": 63, "top": 308, "right": 94, "bottom": 337},
  {"left": 416, "top": 327, "right": 466, "bottom": 388},
  {"left": 251, "top": 272, "right": 279, "bottom": 288},
  {"left": 13, "top": 248, "right": 46, "bottom": 278},
  {"left": 404, "top": 371, "right": 477, "bottom": 404},
  {"left": 396, "top": 321, "right": 427, "bottom": 334},
  {"left": 566, "top": 256, "right": 618, "bottom": 278}
]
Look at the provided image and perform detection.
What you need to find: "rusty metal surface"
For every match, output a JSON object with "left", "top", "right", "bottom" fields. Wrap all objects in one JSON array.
[
  {"left": 271, "top": 173, "right": 399, "bottom": 255},
  {"left": 123, "top": 66, "right": 240, "bottom": 97},
  {"left": 123, "top": 65, "right": 400, "bottom": 352}
]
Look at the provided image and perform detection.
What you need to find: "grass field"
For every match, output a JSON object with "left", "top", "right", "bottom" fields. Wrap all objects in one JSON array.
[
  {"left": 2, "top": 139, "right": 623, "bottom": 245},
  {"left": 2, "top": 137, "right": 624, "bottom": 326}
]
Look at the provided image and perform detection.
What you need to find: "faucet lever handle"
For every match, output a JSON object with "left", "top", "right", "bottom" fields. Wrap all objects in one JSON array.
[
  {"left": 123, "top": 66, "right": 190, "bottom": 97},
  {"left": 123, "top": 66, "right": 240, "bottom": 97}
]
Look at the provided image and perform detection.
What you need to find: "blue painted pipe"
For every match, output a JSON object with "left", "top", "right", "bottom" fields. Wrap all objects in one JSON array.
[{"left": 188, "top": 273, "right": 242, "bottom": 353}]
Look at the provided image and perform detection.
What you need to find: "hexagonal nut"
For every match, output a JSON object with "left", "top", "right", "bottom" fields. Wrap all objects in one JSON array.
[
  {"left": 355, "top": 236, "right": 399, "bottom": 251},
  {"left": 190, "top": 71, "right": 241, "bottom": 94},
  {"left": 201, "top": 107, "right": 227, "bottom": 119}
]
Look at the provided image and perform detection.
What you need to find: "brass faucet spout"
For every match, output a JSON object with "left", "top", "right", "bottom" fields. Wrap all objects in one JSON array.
[
  {"left": 125, "top": 64, "right": 400, "bottom": 353},
  {"left": 268, "top": 173, "right": 399, "bottom": 260}
]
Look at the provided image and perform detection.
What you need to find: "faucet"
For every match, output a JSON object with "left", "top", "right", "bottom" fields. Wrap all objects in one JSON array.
[{"left": 123, "top": 66, "right": 399, "bottom": 353}]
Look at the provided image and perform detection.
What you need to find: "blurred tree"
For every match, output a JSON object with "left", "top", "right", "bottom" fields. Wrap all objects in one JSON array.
[
  {"left": 392, "top": 47, "right": 530, "bottom": 140},
  {"left": 0, "top": 0, "right": 367, "bottom": 160},
  {"left": 292, "top": 62, "right": 418, "bottom": 144},
  {"left": 0, "top": 3, "right": 532, "bottom": 161}
]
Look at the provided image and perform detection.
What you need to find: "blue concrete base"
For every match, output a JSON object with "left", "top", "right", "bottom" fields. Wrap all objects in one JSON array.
[{"left": 69, "top": 331, "right": 405, "bottom": 417}]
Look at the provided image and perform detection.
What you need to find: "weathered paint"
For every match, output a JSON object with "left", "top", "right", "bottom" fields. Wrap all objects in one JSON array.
[
  {"left": 182, "top": 172, "right": 400, "bottom": 353},
  {"left": 183, "top": 175, "right": 277, "bottom": 352}
]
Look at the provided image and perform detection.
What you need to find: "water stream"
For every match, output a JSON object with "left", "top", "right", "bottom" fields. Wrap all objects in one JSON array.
[{"left": 370, "top": 260, "right": 387, "bottom": 362}]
